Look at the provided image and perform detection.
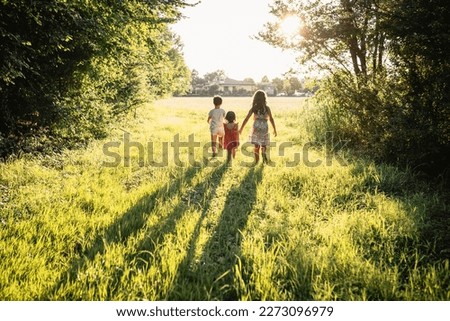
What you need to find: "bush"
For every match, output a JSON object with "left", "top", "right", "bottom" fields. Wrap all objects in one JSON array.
[
  {"left": 0, "top": 0, "right": 190, "bottom": 157},
  {"left": 311, "top": 70, "right": 450, "bottom": 179}
]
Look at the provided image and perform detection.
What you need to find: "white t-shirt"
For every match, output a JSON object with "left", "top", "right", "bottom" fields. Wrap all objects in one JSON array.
[{"left": 208, "top": 108, "right": 226, "bottom": 132}]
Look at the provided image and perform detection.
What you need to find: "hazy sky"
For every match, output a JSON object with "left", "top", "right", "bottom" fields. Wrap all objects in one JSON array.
[{"left": 171, "top": 0, "right": 299, "bottom": 81}]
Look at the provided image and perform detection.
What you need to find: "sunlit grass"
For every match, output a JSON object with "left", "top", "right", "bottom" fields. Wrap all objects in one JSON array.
[{"left": 0, "top": 97, "right": 448, "bottom": 300}]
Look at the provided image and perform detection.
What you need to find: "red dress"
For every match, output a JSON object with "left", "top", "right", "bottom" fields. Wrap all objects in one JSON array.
[{"left": 223, "top": 122, "right": 239, "bottom": 150}]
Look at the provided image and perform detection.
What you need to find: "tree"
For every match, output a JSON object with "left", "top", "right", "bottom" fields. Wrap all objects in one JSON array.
[
  {"left": 282, "top": 78, "right": 291, "bottom": 95},
  {"left": 0, "top": 0, "right": 192, "bottom": 154},
  {"left": 303, "top": 77, "right": 320, "bottom": 93},
  {"left": 191, "top": 69, "right": 206, "bottom": 87},
  {"left": 208, "top": 84, "right": 220, "bottom": 96},
  {"left": 259, "top": 0, "right": 450, "bottom": 176},
  {"left": 381, "top": 0, "right": 450, "bottom": 174},
  {"left": 272, "top": 77, "right": 284, "bottom": 93},
  {"left": 259, "top": 0, "right": 388, "bottom": 81},
  {"left": 289, "top": 76, "right": 302, "bottom": 93},
  {"left": 204, "top": 70, "right": 226, "bottom": 84}
]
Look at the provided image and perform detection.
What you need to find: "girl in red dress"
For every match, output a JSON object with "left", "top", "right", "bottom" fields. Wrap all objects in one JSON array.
[{"left": 223, "top": 111, "right": 240, "bottom": 163}]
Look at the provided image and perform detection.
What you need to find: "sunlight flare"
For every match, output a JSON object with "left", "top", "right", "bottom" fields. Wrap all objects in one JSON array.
[{"left": 279, "top": 15, "right": 303, "bottom": 38}]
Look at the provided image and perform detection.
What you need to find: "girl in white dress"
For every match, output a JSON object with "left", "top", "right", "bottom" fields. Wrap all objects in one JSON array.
[{"left": 239, "top": 90, "right": 277, "bottom": 164}]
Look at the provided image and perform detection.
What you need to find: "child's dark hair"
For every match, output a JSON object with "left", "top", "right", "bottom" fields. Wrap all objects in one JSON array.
[
  {"left": 213, "top": 95, "right": 223, "bottom": 106},
  {"left": 225, "top": 111, "right": 236, "bottom": 123},
  {"left": 251, "top": 90, "right": 267, "bottom": 115}
]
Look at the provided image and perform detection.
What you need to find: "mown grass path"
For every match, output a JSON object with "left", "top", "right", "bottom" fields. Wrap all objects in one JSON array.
[{"left": 0, "top": 97, "right": 449, "bottom": 300}]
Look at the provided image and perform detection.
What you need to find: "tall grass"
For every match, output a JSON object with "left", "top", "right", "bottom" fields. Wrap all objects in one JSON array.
[{"left": 0, "top": 97, "right": 448, "bottom": 300}]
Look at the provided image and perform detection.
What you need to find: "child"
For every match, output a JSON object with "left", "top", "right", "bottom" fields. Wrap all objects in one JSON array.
[
  {"left": 207, "top": 96, "right": 226, "bottom": 157},
  {"left": 223, "top": 111, "right": 239, "bottom": 163},
  {"left": 239, "top": 90, "right": 277, "bottom": 164}
]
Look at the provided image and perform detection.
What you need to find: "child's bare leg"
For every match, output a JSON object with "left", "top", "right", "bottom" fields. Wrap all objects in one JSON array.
[
  {"left": 254, "top": 145, "right": 260, "bottom": 164},
  {"left": 261, "top": 145, "right": 268, "bottom": 163},
  {"left": 218, "top": 136, "right": 223, "bottom": 149},
  {"left": 211, "top": 134, "right": 217, "bottom": 155},
  {"left": 232, "top": 147, "right": 236, "bottom": 159},
  {"left": 226, "top": 149, "right": 232, "bottom": 163}
]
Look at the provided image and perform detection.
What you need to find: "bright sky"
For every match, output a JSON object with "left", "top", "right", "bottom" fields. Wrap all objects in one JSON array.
[{"left": 171, "top": 0, "right": 299, "bottom": 82}]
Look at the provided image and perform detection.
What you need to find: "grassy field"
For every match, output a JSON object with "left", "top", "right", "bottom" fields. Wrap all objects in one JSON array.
[{"left": 0, "top": 97, "right": 449, "bottom": 300}]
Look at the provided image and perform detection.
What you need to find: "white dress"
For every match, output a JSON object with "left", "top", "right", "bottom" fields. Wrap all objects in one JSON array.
[{"left": 250, "top": 110, "right": 270, "bottom": 146}]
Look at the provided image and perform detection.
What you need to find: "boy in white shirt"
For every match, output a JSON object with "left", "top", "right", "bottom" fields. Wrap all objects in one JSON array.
[{"left": 207, "top": 96, "right": 226, "bottom": 157}]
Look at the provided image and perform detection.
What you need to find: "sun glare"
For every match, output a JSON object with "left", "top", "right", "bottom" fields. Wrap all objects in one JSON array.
[{"left": 279, "top": 15, "right": 302, "bottom": 38}]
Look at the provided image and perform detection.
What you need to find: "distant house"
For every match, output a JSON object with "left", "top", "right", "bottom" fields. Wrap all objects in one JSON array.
[{"left": 217, "top": 78, "right": 257, "bottom": 96}]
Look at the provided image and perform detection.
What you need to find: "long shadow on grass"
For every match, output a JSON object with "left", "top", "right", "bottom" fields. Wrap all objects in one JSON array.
[
  {"left": 168, "top": 165, "right": 263, "bottom": 300},
  {"left": 115, "top": 163, "right": 228, "bottom": 299},
  {"left": 44, "top": 165, "right": 202, "bottom": 299}
]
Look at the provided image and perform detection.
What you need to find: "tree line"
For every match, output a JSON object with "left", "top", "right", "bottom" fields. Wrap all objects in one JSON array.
[
  {"left": 189, "top": 69, "right": 319, "bottom": 96},
  {"left": 260, "top": 0, "right": 450, "bottom": 178},
  {"left": 0, "top": 0, "right": 191, "bottom": 156}
]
